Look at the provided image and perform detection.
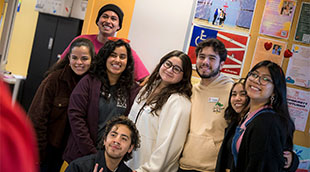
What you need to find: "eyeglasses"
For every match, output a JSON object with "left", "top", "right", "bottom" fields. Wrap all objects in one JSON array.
[
  {"left": 163, "top": 60, "right": 183, "bottom": 74},
  {"left": 248, "top": 72, "right": 273, "bottom": 85},
  {"left": 108, "top": 37, "right": 130, "bottom": 43}
]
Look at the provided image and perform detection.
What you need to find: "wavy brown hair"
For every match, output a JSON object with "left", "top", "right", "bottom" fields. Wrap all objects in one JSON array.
[{"left": 137, "top": 50, "right": 192, "bottom": 115}]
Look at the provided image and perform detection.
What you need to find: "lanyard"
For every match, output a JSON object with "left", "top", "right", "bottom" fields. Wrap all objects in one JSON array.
[{"left": 231, "top": 107, "right": 274, "bottom": 166}]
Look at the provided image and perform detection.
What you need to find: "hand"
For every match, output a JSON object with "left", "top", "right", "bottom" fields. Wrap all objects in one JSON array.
[
  {"left": 93, "top": 163, "right": 103, "bottom": 172},
  {"left": 283, "top": 151, "right": 292, "bottom": 168}
]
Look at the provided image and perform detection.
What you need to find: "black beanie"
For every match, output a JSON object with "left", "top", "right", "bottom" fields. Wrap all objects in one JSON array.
[{"left": 96, "top": 4, "right": 124, "bottom": 31}]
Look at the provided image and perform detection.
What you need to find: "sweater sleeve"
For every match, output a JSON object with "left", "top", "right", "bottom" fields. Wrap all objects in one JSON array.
[
  {"left": 244, "top": 114, "right": 285, "bottom": 172},
  {"left": 137, "top": 95, "right": 191, "bottom": 172},
  {"left": 27, "top": 75, "right": 56, "bottom": 162},
  {"left": 67, "top": 76, "right": 97, "bottom": 155}
]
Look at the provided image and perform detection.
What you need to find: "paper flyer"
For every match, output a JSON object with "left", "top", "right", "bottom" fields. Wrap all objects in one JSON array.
[
  {"left": 286, "top": 44, "right": 310, "bottom": 88},
  {"left": 251, "top": 37, "right": 286, "bottom": 68},
  {"left": 260, "top": 0, "right": 297, "bottom": 39},
  {"left": 287, "top": 87, "right": 310, "bottom": 132},
  {"left": 294, "top": 2, "right": 310, "bottom": 44}
]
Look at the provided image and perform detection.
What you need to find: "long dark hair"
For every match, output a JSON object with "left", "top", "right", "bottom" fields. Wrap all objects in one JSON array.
[
  {"left": 224, "top": 78, "right": 250, "bottom": 124},
  {"left": 138, "top": 50, "right": 192, "bottom": 115},
  {"left": 45, "top": 38, "right": 95, "bottom": 76},
  {"left": 90, "top": 39, "right": 134, "bottom": 100},
  {"left": 245, "top": 60, "right": 295, "bottom": 148}
]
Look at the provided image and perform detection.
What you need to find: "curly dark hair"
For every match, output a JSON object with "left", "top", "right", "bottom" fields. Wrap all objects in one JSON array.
[
  {"left": 138, "top": 50, "right": 192, "bottom": 115},
  {"left": 45, "top": 38, "right": 95, "bottom": 76},
  {"left": 195, "top": 38, "right": 227, "bottom": 62},
  {"left": 99, "top": 115, "right": 140, "bottom": 161},
  {"left": 90, "top": 39, "right": 134, "bottom": 101},
  {"left": 224, "top": 78, "right": 250, "bottom": 124}
]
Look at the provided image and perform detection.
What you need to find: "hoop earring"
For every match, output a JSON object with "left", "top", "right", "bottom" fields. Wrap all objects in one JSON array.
[{"left": 270, "top": 95, "right": 275, "bottom": 105}]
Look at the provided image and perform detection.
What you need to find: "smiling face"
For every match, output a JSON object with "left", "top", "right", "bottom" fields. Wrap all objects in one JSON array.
[
  {"left": 230, "top": 83, "right": 248, "bottom": 113},
  {"left": 196, "top": 46, "right": 223, "bottom": 79},
  {"left": 245, "top": 66, "right": 274, "bottom": 104},
  {"left": 97, "top": 10, "right": 120, "bottom": 37},
  {"left": 104, "top": 124, "right": 133, "bottom": 160},
  {"left": 159, "top": 56, "right": 184, "bottom": 87},
  {"left": 69, "top": 46, "right": 92, "bottom": 75},
  {"left": 106, "top": 45, "right": 128, "bottom": 80}
]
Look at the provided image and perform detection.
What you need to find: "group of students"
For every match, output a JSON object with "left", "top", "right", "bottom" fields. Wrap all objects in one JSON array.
[{"left": 26, "top": 3, "right": 299, "bottom": 172}]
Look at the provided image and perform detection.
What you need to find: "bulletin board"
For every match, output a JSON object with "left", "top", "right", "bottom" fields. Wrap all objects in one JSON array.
[{"left": 191, "top": 0, "right": 310, "bottom": 149}]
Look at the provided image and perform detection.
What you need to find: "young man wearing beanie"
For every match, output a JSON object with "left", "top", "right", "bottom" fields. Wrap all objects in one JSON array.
[{"left": 60, "top": 4, "right": 149, "bottom": 83}]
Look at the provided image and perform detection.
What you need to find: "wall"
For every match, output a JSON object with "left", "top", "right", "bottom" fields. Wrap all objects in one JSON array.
[
  {"left": 81, "top": 0, "right": 136, "bottom": 39},
  {"left": 5, "top": 0, "right": 38, "bottom": 76},
  {"left": 127, "top": 0, "right": 195, "bottom": 72}
]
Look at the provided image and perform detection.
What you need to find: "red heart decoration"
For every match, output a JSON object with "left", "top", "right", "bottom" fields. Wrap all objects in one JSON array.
[
  {"left": 264, "top": 42, "right": 273, "bottom": 50},
  {"left": 284, "top": 49, "right": 293, "bottom": 58}
]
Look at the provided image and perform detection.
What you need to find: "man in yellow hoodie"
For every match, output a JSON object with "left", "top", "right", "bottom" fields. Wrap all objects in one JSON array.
[{"left": 178, "top": 38, "right": 234, "bottom": 172}]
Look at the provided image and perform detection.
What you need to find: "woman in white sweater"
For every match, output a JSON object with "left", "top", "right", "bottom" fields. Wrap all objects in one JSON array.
[{"left": 127, "top": 50, "right": 192, "bottom": 172}]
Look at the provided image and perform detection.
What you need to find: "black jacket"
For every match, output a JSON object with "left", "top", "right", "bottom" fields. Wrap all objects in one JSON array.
[
  {"left": 65, "top": 150, "right": 132, "bottom": 172},
  {"left": 216, "top": 109, "right": 299, "bottom": 172}
]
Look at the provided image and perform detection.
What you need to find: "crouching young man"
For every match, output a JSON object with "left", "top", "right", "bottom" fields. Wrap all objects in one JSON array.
[{"left": 65, "top": 116, "right": 140, "bottom": 172}]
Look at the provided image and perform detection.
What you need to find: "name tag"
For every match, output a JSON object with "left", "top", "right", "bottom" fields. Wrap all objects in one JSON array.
[
  {"left": 208, "top": 97, "right": 219, "bottom": 103},
  {"left": 144, "top": 106, "right": 152, "bottom": 113}
]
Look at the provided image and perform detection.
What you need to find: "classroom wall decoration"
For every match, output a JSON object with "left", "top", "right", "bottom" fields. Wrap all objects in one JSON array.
[
  {"left": 294, "top": 2, "right": 310, "bottom": 44},
  {"left": 286, "top": 44, "right": 310, "bottom": 88},
  {"left": 193, "top": 0, "right": 257, "bottom": 34},
  {"left": 251, "top": 37, "right": 286, "bottom": 68},
  {"left": 287, "top": 87, "right": 310, "bottom": 132},
  {"left": 187, "top": 24, "right": 249, "bottom": 78},
  {"left": 260, "top": 0, "right": 297, "bottom": 39}
]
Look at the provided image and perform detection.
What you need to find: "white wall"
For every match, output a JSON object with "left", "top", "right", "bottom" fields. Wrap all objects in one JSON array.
[{"left": 128, "top": 0, "right": 196, "bottom": 73}]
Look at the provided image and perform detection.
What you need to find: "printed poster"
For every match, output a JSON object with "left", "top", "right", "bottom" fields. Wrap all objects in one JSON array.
[
  {"left": 260, "top": 0, "right": 297, "bottom": 39},
  {"left": 193, "top": 0, "right": 257, "bottom": 34},
  {"left": 294, "top": 145, "right": 310, "bottom": 162},
  {"left": 294, "top": 2, "right": 310, "bottom": 44},
  {"left": 187, "top": 25, "right": 249, "bottom": 78},
  {"left": 251, "top": 37, "right": 286, "bottom": 68},
  {"left": 287, "top": 87, "right": 310, "bottom": 132},
  {"left": 286, "top": 45, "right": 310, "bottom": 88}
]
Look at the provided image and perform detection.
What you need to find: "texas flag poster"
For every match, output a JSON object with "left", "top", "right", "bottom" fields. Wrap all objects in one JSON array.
[{"left": 187, "top": 24, "right": 249, "bottom": 78}]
